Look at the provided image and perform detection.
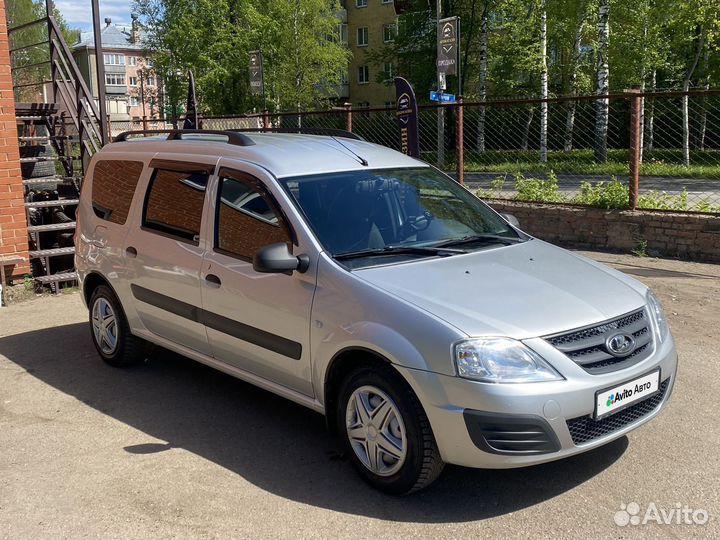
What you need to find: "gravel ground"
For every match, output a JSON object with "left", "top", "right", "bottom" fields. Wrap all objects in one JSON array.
[{"left": 0, "top": 250, "right": 718, "bottom": 540}]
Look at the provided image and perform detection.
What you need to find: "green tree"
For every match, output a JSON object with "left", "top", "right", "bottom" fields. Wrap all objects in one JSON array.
[{"left": 133, "top": 0, "right": 349, "bottom": 115}]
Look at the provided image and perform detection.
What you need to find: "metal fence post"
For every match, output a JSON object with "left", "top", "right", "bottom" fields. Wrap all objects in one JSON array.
[
  {"left": 627, "top": 89, "right": 642, "bottom": 210},
  {"left": 106, "top": 114, "right": 112, "bottom": 141},
  {"left": 262, "top": 110, "right": 270, "bottom": 131},
  {"left": 456, "top": 97, "right": 464, "bottom": 185},
  {"left": 142, "top": 115, "right": 148, "bottom": 132},
  {"left": 345, "top": 102, "right": 352, "bottom": 132}
]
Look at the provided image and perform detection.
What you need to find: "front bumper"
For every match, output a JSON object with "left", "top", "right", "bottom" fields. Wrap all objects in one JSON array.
[{"left": 396, "top": 333, "right": 678, "bottom": 469}]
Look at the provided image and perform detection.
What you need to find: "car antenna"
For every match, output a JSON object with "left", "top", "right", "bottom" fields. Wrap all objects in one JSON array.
[{"left": 331, "top": 136, "right": 368, "bottom": 167}]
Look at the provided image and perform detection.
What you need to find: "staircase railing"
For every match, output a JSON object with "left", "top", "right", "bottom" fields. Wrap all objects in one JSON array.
[{"left": 8, "top": 14, "right": 107, "bottom": 175}]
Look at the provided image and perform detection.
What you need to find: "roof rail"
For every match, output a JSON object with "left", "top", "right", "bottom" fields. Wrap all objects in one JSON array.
[
  {"left": 233, "top": 127, "right": 365, "bottom": 141},
  {"left": 114, "top": 129, "right": 256, "bottom": 146}
]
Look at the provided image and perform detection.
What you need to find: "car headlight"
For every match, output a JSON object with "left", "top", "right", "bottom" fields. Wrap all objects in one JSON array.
[
  {"left": 646, "top": 289, "right": 669, "bottom": 343},
  {"left": 454, "top": 338, "right": 563, "bottom": 383}
]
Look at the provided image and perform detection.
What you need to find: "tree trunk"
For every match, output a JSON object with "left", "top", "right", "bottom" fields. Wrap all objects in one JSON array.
[
  {"left": 476, "top": 0, "right": 489, "bottom": 153},
  {"left": 682, "top": 28, "right": 704, "bottom": 167},
  {"left": 698, "top": 49, "right": 710, "bottom": 151},
  {"left": 563, "top": 5, "right": 585, "bottom": 152},
  {"left": 644, "top": 69, "right": 656, "bottom": 153},
  {"left": 594, "top": 0, "right": 610, "bottom": 164},
  {"left": 539, "top": 0, "right": 548, "bottom": 163},
  {"left": 521, "top": 106, "right": 534, "bottom": 151}
]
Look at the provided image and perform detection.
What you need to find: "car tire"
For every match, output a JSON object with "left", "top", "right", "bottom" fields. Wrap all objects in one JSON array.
[
  {"left": 336, "top": 362, "right": 445, "bottom": 495},
  {"left": 89, "top": 285, "right": 145, "bottom": 367},
  {"left": 19, "top": 145, "right": 56, "bottom": 179}
]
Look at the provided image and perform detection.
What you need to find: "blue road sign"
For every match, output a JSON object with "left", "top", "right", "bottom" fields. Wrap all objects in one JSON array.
[{"left": 430, "top": 91, "right": 456, "bottom": 103}]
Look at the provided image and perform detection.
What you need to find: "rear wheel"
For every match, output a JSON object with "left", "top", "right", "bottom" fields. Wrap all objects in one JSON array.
[
  {"left": 89, "top": 285, "right": 144, "bottom": 367},
  {"left": 336, "top": 363, "right": 444, "bottom": 494}
]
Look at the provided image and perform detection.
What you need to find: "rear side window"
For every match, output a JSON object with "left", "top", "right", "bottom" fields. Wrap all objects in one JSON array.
[
  {"left": 91, "top": 160, "right": 144, "bottom": 224},
  {"left": 143, "top": 168, "right": 209, "bottom": 242},
  {"left": 216, "top": 175, "right": 290, "bottom": 260}
]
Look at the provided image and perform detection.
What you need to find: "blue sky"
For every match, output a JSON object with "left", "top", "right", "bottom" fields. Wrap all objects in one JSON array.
[{"left": 55, "top": 0, "right": 133, "bottom": 31}]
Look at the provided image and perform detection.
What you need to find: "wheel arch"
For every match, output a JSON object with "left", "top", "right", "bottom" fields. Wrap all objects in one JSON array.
[
  {"left": 82, "top": 271, "right": 116, "bottom": 305},
  {"left": 323, "top": 347, "right": 400, "bottom": 435}
]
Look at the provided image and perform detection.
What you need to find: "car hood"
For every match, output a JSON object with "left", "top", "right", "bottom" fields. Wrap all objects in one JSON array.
[{"left": 354, "top": 239, "right": 647, "bottom": 339}]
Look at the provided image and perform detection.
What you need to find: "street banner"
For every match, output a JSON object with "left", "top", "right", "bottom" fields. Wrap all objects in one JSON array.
[
  {"left": 249, "top": 51, "right": 264, "bottom": 96},
  {"left": 437, "top": 16, "right": 459, "bottom": 75},
  {"left": 182, "top": 70, "right": 202, "bottom": 129},
  {"left": 394, "top": 77, "right": 419, "bottom": 158}
]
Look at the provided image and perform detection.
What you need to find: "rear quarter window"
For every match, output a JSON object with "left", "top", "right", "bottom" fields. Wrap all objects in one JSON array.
[{"left": 91, "top": 160, "right": 144, "bottom": 225}]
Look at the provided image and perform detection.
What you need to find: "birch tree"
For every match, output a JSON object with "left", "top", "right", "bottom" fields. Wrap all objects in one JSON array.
[
  {"left": 594, "top": 0, "right": 610, "bottom": 164},
  {"left": 563, "top": 2, "right": 588, "bottom": 152},
  {"left": 476, "top": 0, "right": 489, "bottom": 152},
  {"left": 539, "top": 0, "right": 548, "bottom": 162}
]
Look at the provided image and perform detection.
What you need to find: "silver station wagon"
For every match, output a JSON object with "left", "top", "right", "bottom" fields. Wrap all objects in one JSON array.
[{"left": 76, "top": 129, "right": 677, "bottom": 494}]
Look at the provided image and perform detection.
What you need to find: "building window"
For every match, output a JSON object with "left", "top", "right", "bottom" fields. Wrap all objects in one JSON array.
[
  {"left": 91, "top": 160, "right": 144, "bottom": 225},
  {"left": 128, "top": 56, "right": 137, "bottom": 66},
  {"left": 144, "top": 168, "right": 209, "bottom": 242},
  {"left": 383, "top": 23, "right": 396, "bottom": 42},
  {"left": 129, "top": 76, "right": 138, "bottom": 87},
  {"left": 103, "top": 53, "right": 125, "bottom": 65},
  {"left": 357, "top": 26, "right": 368, "bottom": 47},
  {"left": 105, "top": 73, "right": 126, "bottom": 86},
  {"left": 383, "top": 62, "right": 394, "bottom": 80},
  {"left": 356, "top": 0, "right": 367, "bottom": 7},
  {"left": 215, "top": 175, "right": 290, "bottom": 261},
  {"left": 129, "top": 96, "right": 140, "bottom": 107},
  {"left": 357, "top": 65, "right": 369, "bottom": 84},
  {"left": 146, "top": 76, "right": 156, "bottom": 86},
  {"left": 340, "top": 69, "right": 349, "bottom": 85},
  {"left": 339, "top": 23, "right": 348, "bottom": 44},
  {"left": 382, "top": 0, "right": 393, "bottom": 4},
  {"left": 145, "top": 58, "right": 153, "bottom": 68}
]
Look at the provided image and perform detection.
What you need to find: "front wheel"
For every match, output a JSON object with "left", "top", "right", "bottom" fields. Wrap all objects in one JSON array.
[{"left": 337, "top": 363, "right": 444, "bottom": 494}]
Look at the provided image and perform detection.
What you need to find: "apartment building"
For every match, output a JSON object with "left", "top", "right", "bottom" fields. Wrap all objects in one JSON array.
[
  {"left": 342, "top": 0, "right": 397, "bottom": 108},
  {"left": 72, "top": 16, "right": 159, "bottom": 121}
]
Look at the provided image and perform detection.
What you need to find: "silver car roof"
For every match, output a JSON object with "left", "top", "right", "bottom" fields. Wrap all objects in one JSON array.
[{"left": 100, "top": 132, "right": 429, "bottom": 178}]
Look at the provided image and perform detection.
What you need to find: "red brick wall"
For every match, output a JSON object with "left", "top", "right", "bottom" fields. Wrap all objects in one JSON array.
[
  {"left": 489, "top": 200, "right": 720, "bottom": 263},
  {"left": 0, "top": 1, "right": 30, "bottom": 280}
]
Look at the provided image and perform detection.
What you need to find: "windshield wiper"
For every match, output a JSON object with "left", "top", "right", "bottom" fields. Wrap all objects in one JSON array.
[
  {"left": 334, "top": 245, "right": 466, "bottom": 261},
  {"left": 434, "top": 233, "right": 525, "bottom": 248}
]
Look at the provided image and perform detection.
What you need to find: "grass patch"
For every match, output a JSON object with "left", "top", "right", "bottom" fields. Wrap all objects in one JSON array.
[{"left": 462, "top": 148, "right": 720, "bottom": 179}]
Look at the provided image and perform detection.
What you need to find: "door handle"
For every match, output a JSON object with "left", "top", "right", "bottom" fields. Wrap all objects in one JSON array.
[
  {"left": 125, "top": 246, "right": 138, "bottom": 258},
  {"left": 204, "top": 273, "right": 222, "bottom": 288}
]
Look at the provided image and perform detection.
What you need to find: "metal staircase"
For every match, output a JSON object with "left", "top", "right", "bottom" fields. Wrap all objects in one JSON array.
[{"left": 9, "top": 8, "right": 106, "bottom": 291}]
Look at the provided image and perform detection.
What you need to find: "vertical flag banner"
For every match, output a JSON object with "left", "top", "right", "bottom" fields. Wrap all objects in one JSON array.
[
  {"left": 394, "top": 77, "right": 420, "bottom": 158},
  {"left": 249, "top": 51, "right": 264, "bottom": 96},
  {"left": 182, "top": 70, "right": 201, "bottom": 129}
]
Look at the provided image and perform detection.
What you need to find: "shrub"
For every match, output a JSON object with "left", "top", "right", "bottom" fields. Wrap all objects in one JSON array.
[
  {"left": 574, "top": 177, "right": 629, "bottom": 209},
  {"left": 514, "top": 171, "right": 565, "bottom": 203}
]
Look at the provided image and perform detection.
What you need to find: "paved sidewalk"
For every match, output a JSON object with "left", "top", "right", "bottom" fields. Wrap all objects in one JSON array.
[{"left": 1, "top": 251, "right": 718, "bottom": 539}]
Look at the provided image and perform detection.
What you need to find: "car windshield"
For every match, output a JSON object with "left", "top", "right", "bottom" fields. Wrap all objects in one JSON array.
[{"left": 280, "top": 167, "right": 523, "bottom": 266}]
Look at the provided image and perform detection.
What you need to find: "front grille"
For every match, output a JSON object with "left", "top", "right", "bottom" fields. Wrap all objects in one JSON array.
[
  {"left": 566, "top": 378, "right": 670, "bottom": 445},
  {"left": 544, "top": 309, "right": 654, "bottom": 374}
]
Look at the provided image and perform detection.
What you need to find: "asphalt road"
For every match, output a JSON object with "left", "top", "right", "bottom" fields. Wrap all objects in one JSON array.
[
  {"left": 1, "top": 251, "right": 718, "bottom": 539},
  {"left": 456, "top": 172, "right": 720, "bottom": 202}
]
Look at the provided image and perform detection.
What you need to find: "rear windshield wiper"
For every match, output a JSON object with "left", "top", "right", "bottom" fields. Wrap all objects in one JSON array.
[
  {"left": 433, "top": 233, "right": 525, "bottom": 248},
  {"left": 334, "top": 245, "right": 466, "bottom": 261}
]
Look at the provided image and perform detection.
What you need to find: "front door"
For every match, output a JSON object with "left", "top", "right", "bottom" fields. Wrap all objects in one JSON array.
[{"left": 200, "top": 164, "right": 315, "bottom": 396}]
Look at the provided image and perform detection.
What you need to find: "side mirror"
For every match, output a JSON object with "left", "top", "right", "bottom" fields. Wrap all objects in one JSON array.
[
  {"left": 253, "top": 243, "right": 310, "bottom": 274},
  {"left": 501, "top": 213, "right": 520, "bottom": 228}
]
